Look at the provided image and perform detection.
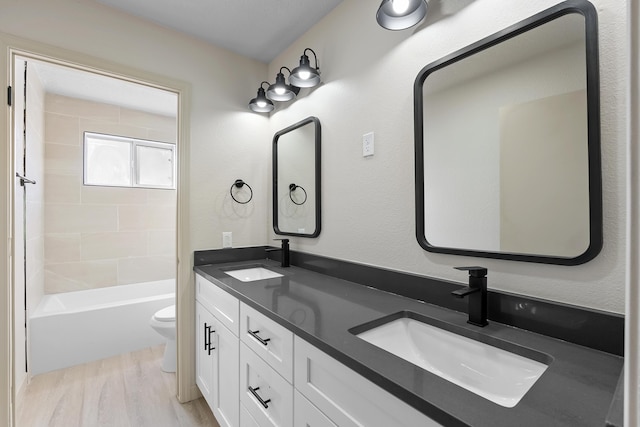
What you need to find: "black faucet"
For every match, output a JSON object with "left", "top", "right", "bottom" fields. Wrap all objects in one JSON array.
[
  {"left": 451, "top": 266, "right": 488, "bottom": 327},
  {"left": 265, "top": 239, "right": 290, "bottom": 267}
]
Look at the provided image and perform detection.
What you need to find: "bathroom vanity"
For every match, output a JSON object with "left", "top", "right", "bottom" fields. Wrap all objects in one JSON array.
[{"left": 193, "top": 254, "right": 622, "bottom": 427}]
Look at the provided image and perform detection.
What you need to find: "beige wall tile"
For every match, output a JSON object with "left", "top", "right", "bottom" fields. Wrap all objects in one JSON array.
[
  {"left": 81, "top": 185, "right": 147, "bottom": 205},
  {"left": 118, "top": 205, "right": 176, "bottom": 231},
  {"left": 44, "top": 143, "right": 82, "bottom": 176},
  {"left": 46, "top": 204, "right": 117, "bottom": 233},
  {"left": 46, "top": 94, "right": 119, "bottom": 122},
  {"left": 147, "top": 128, "right": 177, "bottom": 144},
  {"left": 117, "top": 256, "right": 175, "bottom": 285},
  {"left": 81, "top": 231, "right": 147, "bottom": 261},
  {"left": 80, "top": 118, "right": 148, "bottom": 140},
  {"left": 146, "top": 189, "right": 176, "bottom": 205},
  {"left": 119, "top": 107, "right": 176, "bottom": 131},
  {"left": 147, "top": 230, "right": 176, "bottom": 256},
  {"left": 45, "top": 112, "right": 80, "bottom": 145},
  {"left": 42, "top": 94, "right": 177, "bottom": 294},
  {"left": 45, "top": 233, "right": 81, "bottom": 263},
  {"left": 45, "top": 260, "right": 118, "bottom": 293},
  {"left": 45, "top": 173, "right": 81, "bottom": 203}
]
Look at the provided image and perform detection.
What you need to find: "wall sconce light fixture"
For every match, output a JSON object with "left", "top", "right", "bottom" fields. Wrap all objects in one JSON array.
[
  {"left": 289, "top": 48, "right": 321, "bottom": 88},
  {"left": 376, "top": 0, "right": 428, "bottom": 30},
  {"left": 249, "top": 82, "right": 275, "bottom": 113},
  {"left": 267, "top": 67, "right": 300, "bottom": 102},
  {"left": 248, "top": 48, "right": 321, "bottom": 113}
]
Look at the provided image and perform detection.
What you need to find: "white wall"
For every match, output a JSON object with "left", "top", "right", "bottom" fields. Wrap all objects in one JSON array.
[
  {"left": 0, "top": 0, "right": 271, "bottom": 254},
  {"left": 268, "top": 0, "right": 628, "bottom": 314}
]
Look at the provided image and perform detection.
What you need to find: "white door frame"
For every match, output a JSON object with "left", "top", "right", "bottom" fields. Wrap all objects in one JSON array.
[
  {"left": 0, "top": 32, "right": 195, "bottom": 427},
  {"left": 626, "top": 0, "right": 640, "bottom": 425}
]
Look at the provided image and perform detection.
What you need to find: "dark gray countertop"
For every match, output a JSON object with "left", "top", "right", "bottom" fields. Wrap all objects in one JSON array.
[{"left": 194, "top": 260, "right": 623, "bottom": 427}]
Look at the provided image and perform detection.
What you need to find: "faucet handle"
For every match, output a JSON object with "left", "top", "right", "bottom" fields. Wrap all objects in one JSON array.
[{"left": 454, "top": 266, "right": 487, "bottom": 278}]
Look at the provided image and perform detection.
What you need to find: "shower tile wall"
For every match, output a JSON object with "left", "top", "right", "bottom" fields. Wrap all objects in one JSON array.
[{"left": 43, "top": 94, "right": 177, "bottom": 294}]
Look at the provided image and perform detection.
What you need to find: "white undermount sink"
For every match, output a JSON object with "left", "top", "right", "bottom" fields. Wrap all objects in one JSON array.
[
  {"left": 224, "top": 267, "right": 283, "bottom": 282},
  {"left": 355, "top": 315, "right": 549, "bottom": 408}
]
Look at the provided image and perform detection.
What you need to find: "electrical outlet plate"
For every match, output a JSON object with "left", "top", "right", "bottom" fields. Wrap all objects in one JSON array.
[
  {"left": 222, "top": 232, "right": 232, "bottom": 248},
  {"left": 363, "top": 132, "right": 374, "bottom": 157}
]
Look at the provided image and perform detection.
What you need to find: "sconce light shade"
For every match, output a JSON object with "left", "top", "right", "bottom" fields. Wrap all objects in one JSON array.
[
  {"left": 376, "top": 0, "right": 427, "bottom": 30},
  {"left": 290, "top": 48, "right": 321, "bottom": 88},
  {"left": 267, "top": 67, "right": 300, "bottom": 102},
  {"left": 249, "top": 83, "right": 274, "bottom": 113}
]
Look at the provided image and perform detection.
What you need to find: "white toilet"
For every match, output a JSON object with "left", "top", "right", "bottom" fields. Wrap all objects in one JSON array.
[{"left": 150, "top": 305, "right": 176, "bottom": 373}]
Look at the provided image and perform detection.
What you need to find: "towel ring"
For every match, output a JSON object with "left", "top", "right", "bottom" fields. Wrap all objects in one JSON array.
[
  {"left": 289, "top": 183, "right": 307, "bottom": 205},
  {"left": 230, "top": 179, "right": 253, "bottom": 204}
]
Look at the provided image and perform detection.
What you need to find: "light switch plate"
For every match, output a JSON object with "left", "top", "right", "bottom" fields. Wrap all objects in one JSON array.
[
  {"left": 222, "top": 231, "right": 232, "bottom": 248},
  {"left": 363, "top": 132, "right": 374, "bottom": 157}
]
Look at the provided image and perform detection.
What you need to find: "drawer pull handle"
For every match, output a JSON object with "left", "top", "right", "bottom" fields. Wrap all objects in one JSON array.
[
  {"left": 248, "top": 329, "right": 271, "bottom": 346},
  {"left": 204, "top": 323, "right": 215, "bottom": 354},
  {"left": 248, "top": 386, "right": 271, "bottom": 409}
]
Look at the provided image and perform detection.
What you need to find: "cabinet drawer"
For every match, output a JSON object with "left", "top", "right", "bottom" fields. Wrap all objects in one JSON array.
[
  {"left": 294, "top": 336, "right": 442, "bottom": 427},
  {"left": 240, "top": 303, "right": 293, "bottom": 383},
  {"left": 294, "top": 390, "right": 337, "bottom": 427},
  {"left": 196, "top": 273, "right": 239, "bottom": 336},
  {"left": 240, "top": 342, "right": 293, "bottom": 427}
]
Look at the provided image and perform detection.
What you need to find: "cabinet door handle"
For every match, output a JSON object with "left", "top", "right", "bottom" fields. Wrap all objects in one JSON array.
[
  {"left": 248, "top": 386, "right": 271, "bottom": 409},
  {"left": 204, "top": 323, "right": 210, "bottom": 350},
  {"left": 204, "top": 323, "right": 216, "bottom": 354},
  {"left": 248, "top": 329, "right": 271, "bottom": 346}
]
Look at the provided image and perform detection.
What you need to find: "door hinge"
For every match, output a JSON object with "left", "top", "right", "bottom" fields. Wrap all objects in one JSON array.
[{"left": 7, "top": 86, "right": 11, "bottom": 106}]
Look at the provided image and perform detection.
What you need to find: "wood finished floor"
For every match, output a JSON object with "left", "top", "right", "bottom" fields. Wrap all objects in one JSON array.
[{"left": 16, "top": 345, "right": 220, "bottom": 427}]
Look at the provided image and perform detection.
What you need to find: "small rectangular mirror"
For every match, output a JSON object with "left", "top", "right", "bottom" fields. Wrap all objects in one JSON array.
[
  {"left": 414, "top": 0, "right": 602, "bottom": 265},
  {"left": 273, "top": 116, "right": 321, "bottom": 237}
]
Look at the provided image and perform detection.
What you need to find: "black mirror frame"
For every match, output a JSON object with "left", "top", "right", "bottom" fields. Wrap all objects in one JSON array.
[
  {"left": 414, "top": 0, "right": 602, "bottom": 265},
  {"left": 273, "top": 116, "right": 322, "bottom": 238}
]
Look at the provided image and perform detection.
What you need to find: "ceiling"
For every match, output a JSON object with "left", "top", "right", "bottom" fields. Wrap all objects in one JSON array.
[
  {"left": 95, "top": 0, "right": 345, "bottom": 64},
  {"left": 23, "top": 0, "right": 347, "bottom": 116}
]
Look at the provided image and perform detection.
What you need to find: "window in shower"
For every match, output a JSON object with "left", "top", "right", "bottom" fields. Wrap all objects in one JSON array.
[{"left": 83, "top": 132, "right": 176, "bottom": 189}]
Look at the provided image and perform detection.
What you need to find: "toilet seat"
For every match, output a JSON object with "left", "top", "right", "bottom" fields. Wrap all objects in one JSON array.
[{"left": 153, "top": 305, "right": 175, "bottom": 322}]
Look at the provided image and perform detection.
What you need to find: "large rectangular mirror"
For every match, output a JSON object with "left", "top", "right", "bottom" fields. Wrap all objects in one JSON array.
[
  {"left": 414, "top": 0, "right": 602, "bottom": 265},
  {"left": 273, "top": 116, "right": 321, "bottom": 237}
]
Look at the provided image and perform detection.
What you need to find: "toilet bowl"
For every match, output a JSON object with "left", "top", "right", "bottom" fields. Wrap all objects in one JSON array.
[{"left": 150, "top": 305, "right": 176, "bottom": 373}]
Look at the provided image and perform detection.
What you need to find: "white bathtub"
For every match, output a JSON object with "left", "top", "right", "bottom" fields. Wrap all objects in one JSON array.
[{"left": 29, "top": 280, "right": 175, "bottom": 375}]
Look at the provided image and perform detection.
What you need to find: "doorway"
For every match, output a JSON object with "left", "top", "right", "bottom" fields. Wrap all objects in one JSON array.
[{"left": 9, "top": 51, "right": 184, "bottom": 423}]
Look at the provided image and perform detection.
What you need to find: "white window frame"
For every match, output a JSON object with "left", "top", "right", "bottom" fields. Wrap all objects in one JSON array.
[{"left": 83, "top": 132, "right": 176, "bottom": 190}]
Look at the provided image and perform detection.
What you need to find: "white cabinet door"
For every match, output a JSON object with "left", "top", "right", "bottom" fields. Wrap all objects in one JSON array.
[
  {"left": 196, "top": 301, "right": 215, "bottom": 408},
  {"left": 240, "top": 342, "right": 293, "bottom": 427},
  {"left": 240, "top": 404, "right": 261, "bottom": 427},
  {"left": 196, "top": 298, "right": 240, "bottom": 427},
  {"left": 294, "top": 336, "right": 442, "bottom": 427},
  {"left": 212, "top": 321, "right": 240, "bottom": 427},
  {"left": 294, "top": 391, "right": 337, "bottom": 427}
]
